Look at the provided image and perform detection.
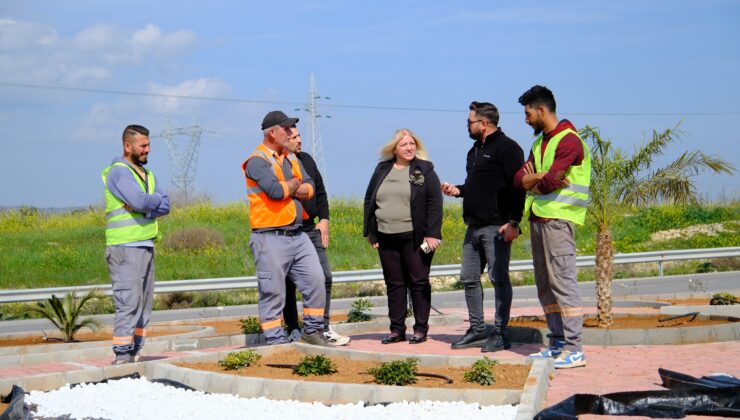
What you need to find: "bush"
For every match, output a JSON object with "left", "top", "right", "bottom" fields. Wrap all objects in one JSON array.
[
  {"left": 292, "top": 354, "right": 337, "bottom": 376},
  {"left": 463, "top": 357, "right": 498, "bottom": 386},
  {"left": 710, "top": 292, "right": 738, "bottom": 305},
  {"left": 218, "top": 349, "right": 261, "bottom": 370},
  {"left": 346, "top": 297, "right": 374, "bottom": 323},
  {"left": 157, "top": 292, "right": 194, "bottom": 310},
  {"left": 367, "top": 357, "right": 419, "bottom": 386},
  {"left": 240, "top": 316, "right": 262, "bottom": 334},
  {"left": 162, "top": 226, "right": 225, "bottom": 251}
]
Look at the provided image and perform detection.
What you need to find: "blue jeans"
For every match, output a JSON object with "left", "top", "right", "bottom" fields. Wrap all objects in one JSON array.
[{"left": 459, "top": 225, "right": 512, "bottom": 332}]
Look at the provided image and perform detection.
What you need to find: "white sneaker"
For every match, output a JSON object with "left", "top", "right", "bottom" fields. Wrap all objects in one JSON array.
[{"left": 322, "top": 326, "right": 350, "bottom": 346}]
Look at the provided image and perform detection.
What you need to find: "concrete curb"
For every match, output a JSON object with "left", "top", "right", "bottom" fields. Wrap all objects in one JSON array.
[
  {"left": 0, "top": 325, "right": 213, "bottom": 357},
  {"left": 151, "top": 342, "right": 548, "bottom": 411},
  {"left": 510, "top": 314, "right": 740, "bottom": 346}
]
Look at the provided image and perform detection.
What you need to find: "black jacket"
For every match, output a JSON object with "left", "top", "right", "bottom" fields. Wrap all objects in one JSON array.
[
  {"left": 296, "top": 152, "right": 329, "bottom": 231},
  {"left": 363, "top": 158, "right": 443, "bottom": 248},
  {"left": 456, "top": 129, "right": 525, "bottom": 227}
]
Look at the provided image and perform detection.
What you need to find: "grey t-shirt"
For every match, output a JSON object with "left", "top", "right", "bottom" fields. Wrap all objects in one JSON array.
[{"left": 375, "top": 165, "right": 412, "bottom": 234}]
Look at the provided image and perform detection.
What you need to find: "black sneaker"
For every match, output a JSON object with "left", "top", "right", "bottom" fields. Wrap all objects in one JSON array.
[
  {"left": 300, "top": 329, "right": 332, "bottom": 347},
  {"left": 481, "top": 331, "right": 511, "bottom": 352},
  {"left": 451, "top": 327, "right": 491, "bottom": 349}
]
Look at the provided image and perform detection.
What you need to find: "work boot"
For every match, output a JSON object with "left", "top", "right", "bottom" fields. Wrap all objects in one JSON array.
[
  {"left": 451, "top": 327, "right": 491, "bottom": 349},
  {"left": 113, "top": 353, "right": 133, "bottom": 365},
  {"left": 481, "top": 329, "right": 511, "bottom": 353},
  {"left": 300, "top": 329, "right": 332, "bottom": 347}
]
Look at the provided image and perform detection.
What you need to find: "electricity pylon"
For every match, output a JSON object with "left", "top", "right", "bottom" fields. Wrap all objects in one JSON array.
[
  {"left": 156, "top": 117, "right": 214, "bottom": 198},
  {"left": 295, "top": 73, "right": 330, "bottom": 185}
]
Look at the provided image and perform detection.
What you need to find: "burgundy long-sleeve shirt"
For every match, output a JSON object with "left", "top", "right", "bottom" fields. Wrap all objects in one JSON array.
[{"left": 513, "top": 119, "right": 583, "bottom": 222}]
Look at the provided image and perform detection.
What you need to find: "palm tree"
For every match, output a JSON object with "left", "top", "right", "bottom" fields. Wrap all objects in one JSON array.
[
  {"left": 31, "top": 289, "right": 104, "bottom": 342},
  {"left": 580, "top": 123, "right": 734, "bottom": 327}
]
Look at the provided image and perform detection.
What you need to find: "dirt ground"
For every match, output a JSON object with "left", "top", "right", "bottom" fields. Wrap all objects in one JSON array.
[
  {"left": 178, "top": 348, "right": 530, "bottom": 390},
  {"left": 510, "top": 314, "right": 734, "bottom": 329},
  {"left": 658, "top": 298, "right": 712, "bottom": 306},
  {"left": 180, "top": 313, "right": 350, "bottom": 336},
  {"left": 0, "top": 326, "right": 198, "bottom": 348},
  {"left": 0, "top": 402, "right": 7, "bottom": 413}
]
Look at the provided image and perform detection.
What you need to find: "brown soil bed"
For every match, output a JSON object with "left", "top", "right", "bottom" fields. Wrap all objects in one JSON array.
[
  {"left": 657, "top": 298, "right": 712, "bottom": 306},
  {"left": 0, "top": 326, "right": 198, "bottom": 348},
  {"left": 181, "top": 314, "right": 350, "bottom": 336},
  {"left": 510, "top": 314, "right": 734, "bottom": 329},
  {"left": 178, "top": 349, "right": 530, "bottom": 390}
]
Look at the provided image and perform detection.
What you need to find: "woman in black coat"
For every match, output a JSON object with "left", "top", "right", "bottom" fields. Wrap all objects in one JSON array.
[{"left": 363, "top": 128, "right": 443, "bottom": 344}]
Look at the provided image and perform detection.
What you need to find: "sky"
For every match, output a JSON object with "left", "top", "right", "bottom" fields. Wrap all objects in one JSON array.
[{"left": 1, "top": 1, "right": 739, "bottom": 208}]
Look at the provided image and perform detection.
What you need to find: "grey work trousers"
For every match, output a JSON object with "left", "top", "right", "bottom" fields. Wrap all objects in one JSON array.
[
  {"left": 459, "top": 225, "right": 513, "bottom": 333},
  {"left": 105, "top": 246, "right": 155, "bottom": 355},
  {"left": 284, "top": 229, "right": 333, "bottom": 331},
  {"left": 530, "top": 219, "right": 584, "bottom": 351},
  {"left": 249, "top": 231, "right": 326, "bottom": 344}
]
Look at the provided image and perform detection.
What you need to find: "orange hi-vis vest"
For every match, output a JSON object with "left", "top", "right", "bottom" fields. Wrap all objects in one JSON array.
[{"left": 242, "top": 144, "right": 308, "bottom": 229}]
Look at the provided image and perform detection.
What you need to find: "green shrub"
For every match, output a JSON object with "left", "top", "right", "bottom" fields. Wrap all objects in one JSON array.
[
  {"left": 346, "top": 297, "right": 374, "bottom": 323},
  {"left": 292, "top": 354, "right": 337, "bottom": 376},
  {"left": 463, "top": 357, "right": 498, "bottom": 386},
  {"left": 218, "top": 349, "right": 262, "bottom": 370},
  {"left": 157, "top": 292, "right": 194, "bottom": 310},
  {"left": 710, "top": 292, "right": 738, "bottom": 305},
  {"left": 162, "top": 226, "right": 225, "bottom": 251},
  {"left": 367, "top": 357, "right": 419, "bottom": 386},
  {"left": 240, "top": 316, "right": 262, "bottom": 334}
]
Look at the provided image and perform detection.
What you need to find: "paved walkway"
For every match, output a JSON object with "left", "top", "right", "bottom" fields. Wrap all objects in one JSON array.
[{"left": 2, "top": 305, "right": 738, "bottom": 419}]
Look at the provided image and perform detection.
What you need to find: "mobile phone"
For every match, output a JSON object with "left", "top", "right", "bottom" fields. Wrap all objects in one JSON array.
[{"left": 420, "top": 241, "right": 431, "bottom": 253}]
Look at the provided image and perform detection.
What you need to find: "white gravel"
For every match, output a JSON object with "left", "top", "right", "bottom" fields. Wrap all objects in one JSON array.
[{"left": 26, "top": 377, "right": 518, "bottom": 420}]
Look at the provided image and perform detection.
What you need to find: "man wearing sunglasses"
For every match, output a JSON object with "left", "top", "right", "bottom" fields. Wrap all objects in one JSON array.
[{"left": 441, "top": 101, "right": 525, "bottom": 353}]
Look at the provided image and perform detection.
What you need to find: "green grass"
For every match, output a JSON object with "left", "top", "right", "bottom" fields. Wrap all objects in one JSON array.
[{"left": 0, "top": 200, "right": 738, "bottom": 291}]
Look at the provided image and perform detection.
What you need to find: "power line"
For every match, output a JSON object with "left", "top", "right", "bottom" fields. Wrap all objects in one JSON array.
[{"left": 2, "top": 80, "right": 739, "bottom": 117}]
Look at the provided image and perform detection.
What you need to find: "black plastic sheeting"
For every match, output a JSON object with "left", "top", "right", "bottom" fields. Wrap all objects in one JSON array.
[
  {"left": 535, "top": 368, "right": 740, "bottom": 419},
  {"left": 0, "top": 385, "right": 26, "bottom": 420},
  {"left": 0, "top": 374, "right": 195, "bottom": 420}
]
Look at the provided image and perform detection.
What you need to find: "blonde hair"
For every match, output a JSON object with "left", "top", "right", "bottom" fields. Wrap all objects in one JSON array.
[{"left": 378, "top": 128, "right": 428, "bottom": 161}]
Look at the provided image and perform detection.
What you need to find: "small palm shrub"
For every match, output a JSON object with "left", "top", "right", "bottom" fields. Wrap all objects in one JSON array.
[
  {"left": 240, "top": 316, "right": 262, "bottom": 334},
  {"left": 30, "top": 289, "right": 104, "bottom": 342},
  {"left": 463, "top": 357, "right": 498, "bottom": 386},
  {"left": 292, "top": 354, "right": 337, "bottom": 376},
  {"left": 346, "top": 298, "right": 374, "bottom": 323},
  {"left": 710, "top": 292, "right": 738, "bottom": 305},
  {"left": 367, "top": 357, "right": 419, "bottom": 386},
  {"left": 218, "top": 349, "right": 262, "bottom": 370}
]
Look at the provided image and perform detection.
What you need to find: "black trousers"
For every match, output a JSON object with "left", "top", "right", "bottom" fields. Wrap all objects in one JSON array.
[{"left": 377, "top": 231, "right": 433, "bottom": 336}]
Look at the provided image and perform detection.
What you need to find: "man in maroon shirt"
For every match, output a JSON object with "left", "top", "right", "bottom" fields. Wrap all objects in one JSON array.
[{"left": 514, "top": 85, "right": 588, "bottom": 369}]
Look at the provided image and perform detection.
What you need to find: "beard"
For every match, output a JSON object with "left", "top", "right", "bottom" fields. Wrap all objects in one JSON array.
[
  {"left": 132, "top": 153, "right": 148, "bottom": 165},
  {"left": 468, "top": 128, "right": 481, "bottom": 141}
]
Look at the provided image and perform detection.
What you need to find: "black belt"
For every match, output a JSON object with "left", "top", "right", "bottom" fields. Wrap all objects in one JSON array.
[{"left": 254, "top": 229, "right": 301, "bottom": 237}]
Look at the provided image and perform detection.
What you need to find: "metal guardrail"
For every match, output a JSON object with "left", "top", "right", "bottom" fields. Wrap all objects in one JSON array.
[{"left": 1, "top": 247, "right": 738, "bottom": 304}]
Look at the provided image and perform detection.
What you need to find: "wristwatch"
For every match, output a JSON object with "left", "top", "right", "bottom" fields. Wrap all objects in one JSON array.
[{"left": 508, "top": 220, "right": 519, "bottom": 228}]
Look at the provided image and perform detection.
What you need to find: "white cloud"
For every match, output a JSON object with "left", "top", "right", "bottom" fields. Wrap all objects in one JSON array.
[
  {"left": 0, "top": 18, "right": 197, "bottom": 84},
  {"left": 72, "top": 78, "right": 232, "bottom": 141}
]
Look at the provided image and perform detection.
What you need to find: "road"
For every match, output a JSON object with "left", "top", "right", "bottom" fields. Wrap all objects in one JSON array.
[{"left": 1, "top": 271, "right": 738, "bottom": 334}]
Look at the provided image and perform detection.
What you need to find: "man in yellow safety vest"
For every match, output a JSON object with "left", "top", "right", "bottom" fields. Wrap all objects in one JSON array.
[{"left": 514, "top": 86, "right": 591, "bottom": 369}]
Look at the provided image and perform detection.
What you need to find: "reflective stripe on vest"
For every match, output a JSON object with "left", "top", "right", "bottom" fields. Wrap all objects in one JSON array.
[
  {"left": 523, "top": 128, "right": 592, "bottom": 225},
  {"left": 101, "top": 162, "right": 158, "bottom": 245},
  {"left": 242, "top": 144, "right": 303, "bottom": 229}
]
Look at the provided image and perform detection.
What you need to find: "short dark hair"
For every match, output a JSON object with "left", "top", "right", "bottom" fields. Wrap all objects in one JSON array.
[
  {"left": 122, "top": 124, "right": 149, "bottom": 142},
  {"left": 518, "top": 85, "right": 556, "bottom": 113},
  {"left": 469, "top": 101, "right": 499, "bottom": 126}
]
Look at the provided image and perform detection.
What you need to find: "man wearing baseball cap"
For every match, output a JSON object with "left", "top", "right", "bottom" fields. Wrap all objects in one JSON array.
[{"left": 241, "top": 110, "right": 331, "bottom": 346}]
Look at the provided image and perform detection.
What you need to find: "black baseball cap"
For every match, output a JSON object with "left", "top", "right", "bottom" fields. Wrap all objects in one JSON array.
[{"left": 261, "top": 111, "right": 299, "bottom": 130}]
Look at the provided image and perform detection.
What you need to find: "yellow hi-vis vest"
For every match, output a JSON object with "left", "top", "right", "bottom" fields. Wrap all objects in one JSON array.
[
  {"left": 101, "top": 162, "right": 158, "bottom": 245},
  {"left": 242, "top": 144, "right": 306, "bottom": 229},
  {"left": 523, "top": 128, "right": 591, "bottom": 225}
]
